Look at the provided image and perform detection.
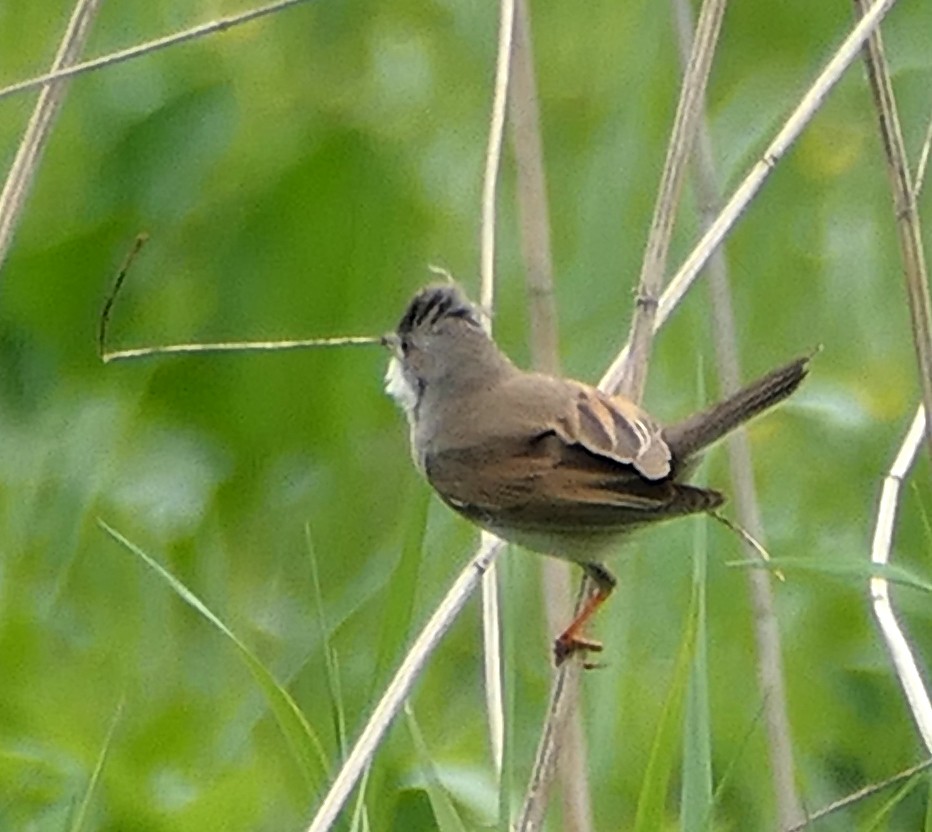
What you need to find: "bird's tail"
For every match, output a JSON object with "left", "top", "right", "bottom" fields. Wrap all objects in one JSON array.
[{"left": 663, "top": 354, "right": 810, "bottom": 461}]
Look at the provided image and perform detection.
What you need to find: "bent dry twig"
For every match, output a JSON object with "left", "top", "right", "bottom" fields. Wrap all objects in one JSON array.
[
  {"left": 870, "top": 406, "right": 932, "bottom": 752},
  {"left": 97, "top": 236, "right": 380, "bottom": 363}
]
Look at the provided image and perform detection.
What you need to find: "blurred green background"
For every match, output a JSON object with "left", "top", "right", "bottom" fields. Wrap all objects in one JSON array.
[{"left": 2, "top": 0, "right": 932, "bottom": 829}]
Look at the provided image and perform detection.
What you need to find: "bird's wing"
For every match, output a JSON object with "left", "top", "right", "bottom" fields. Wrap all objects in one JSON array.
[
  {"left": 425, "top": 432, "right": 716, "bottom": 533},
  {"left": 552, "top": 382, "right": 672, "bottom": 480}
]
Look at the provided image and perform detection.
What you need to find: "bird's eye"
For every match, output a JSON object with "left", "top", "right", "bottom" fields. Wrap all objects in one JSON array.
[{"left": 400, "top": 337, "right": 411, "bottom": 356}]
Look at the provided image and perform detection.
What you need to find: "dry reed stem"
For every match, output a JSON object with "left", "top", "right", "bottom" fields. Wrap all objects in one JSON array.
[
  {"left": 601, "top": 0, "right": 901, "bottom": 393},
  {"left": 479, "top": 0, "right": 516, "bottom": 317},
  {"left": 671, "top": 1, "right": 804, "bottom": 827},
  {"left": 516, "top": 655, "right": 585, "bottom": 832},
  {"left": 0, "top": 0, "right": 101, "bottom": 276},
  {"left": 855, "top": 0, "right": 932, "bottom": 766},
  {"left": 305, "top": 537, "right": 503, "bottom": 832},
  {"left": 915, "top": 114, "right": 932, "bottom": 197},
  {"left": 476, "top": 0, "right": 517, "bottom": 780},
  {"left": 785, "top": 757, "right": 932, "bottom": 831},
  {"left": 618, "top": 0, "right": 728, "bottom": 404},
  {"left": 870, "top": 405, "right": 932, "bottom": 752},
  {"left": 854, "top": 0, "right": 932, "bottom": 457},
  {"left": 510, "top": 0, "right": 560, "bottom": 376},
  {"left": 0, "top": 0, "right": 313, "bottom": 105},
  {"left": 518, "top": 0, "right": 729, "bottom": 826},
  {"left": 103, "top": 336, "right": 381, "bottom": 363},
  {"left": 509, "top": 0, "right": 593, "bottom": 827}
]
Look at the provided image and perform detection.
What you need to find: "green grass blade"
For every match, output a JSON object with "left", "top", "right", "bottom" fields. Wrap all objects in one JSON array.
[
  {"left": 862, "top": 773, "right": 924, "bottom": 831},
  {"left": 681, "top": 524, "right": 712, "bottom": 832},
  {"left": 69, "top": 698, "right": 123, "bottom": 832},
  {"left": 350, "top": 764, "right": 373, "bottom": 832},
  {"left": 925, "top": 773, "right": 932, "bottom": 832},
  {"left": 405, "top": 704, "right": 469, "bottom": 832},
  {"left": 306, "top": 524, "right": 349, "bottom": 757},
  {"left": 704, "top": 700, "right": 766, "bottom": 828},
  {"left": 633, "top": 575, "right": 699, "bottom": 832},
  {"left": 728, "top": 557, "right": 932, "bottom": 594},
  {"left": 371, "top": 489, "right": 429, "bottom": 698},
  {"left": 98, "top": 519, "right": 328, "bottom": 789}
]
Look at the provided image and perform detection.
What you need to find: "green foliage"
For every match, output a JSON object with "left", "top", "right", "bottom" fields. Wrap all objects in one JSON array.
[
  {"left": 2, "top": 0, "right": 932, "bottom": 829},
  {"left": 632, "top": 574, "right": 697, "bottom": 832},
  {"left": 680, "top": 530, "right": 712, "bottom": 832},
  {"left": 99, "top": 520, "right": 329, "bottom": 788},
  {"left": 404, "top": 706, "right": 469, "bottom": 832}
]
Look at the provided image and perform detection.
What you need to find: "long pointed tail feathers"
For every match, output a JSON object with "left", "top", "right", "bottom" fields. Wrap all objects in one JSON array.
[{"left": 664, "top": 354, "right": 811, "bottom": 461}]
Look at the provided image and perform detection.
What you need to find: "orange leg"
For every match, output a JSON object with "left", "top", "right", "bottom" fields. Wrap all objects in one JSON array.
[{"left": 553, "top": 562, "right": 617, "bottom": 667}]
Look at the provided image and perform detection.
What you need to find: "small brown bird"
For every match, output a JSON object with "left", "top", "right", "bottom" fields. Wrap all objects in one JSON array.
[{"left": 383, "top": 283, "right": 808, "bottom": 664}]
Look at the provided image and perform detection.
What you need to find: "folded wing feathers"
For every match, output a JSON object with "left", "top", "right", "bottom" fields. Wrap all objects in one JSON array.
[{"left": 567, "top": 385, "right": 672, "bottom": 480}]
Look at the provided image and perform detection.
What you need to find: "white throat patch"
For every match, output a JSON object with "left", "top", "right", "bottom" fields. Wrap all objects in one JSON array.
[{"left": 384, "top": 356, "right": 418, "bottom": 417}]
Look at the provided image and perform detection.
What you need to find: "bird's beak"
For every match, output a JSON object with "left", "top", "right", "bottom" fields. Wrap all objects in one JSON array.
[{"left": 380, "top": 332, "right": 401, "bottom": 356}]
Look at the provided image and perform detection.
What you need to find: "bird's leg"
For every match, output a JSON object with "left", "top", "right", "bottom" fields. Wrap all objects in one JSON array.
[{"left": 553, "top": 562, "right": 617, "bottom": 667}]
